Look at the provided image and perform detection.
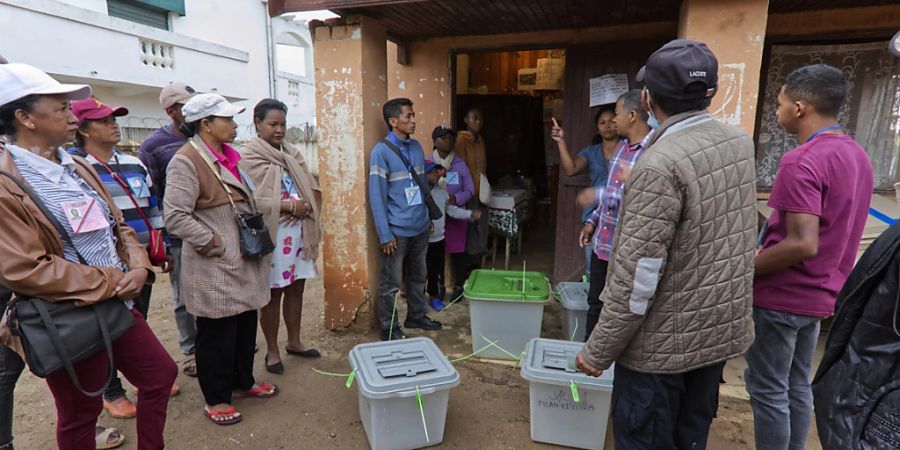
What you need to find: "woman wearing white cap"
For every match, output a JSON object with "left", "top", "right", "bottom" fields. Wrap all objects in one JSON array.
[
  {"left": 164, "top": 93, "right": 277, "bottom": 425},
  {"left": 0, "top": 64, "right": 177, "bottom": 449}
]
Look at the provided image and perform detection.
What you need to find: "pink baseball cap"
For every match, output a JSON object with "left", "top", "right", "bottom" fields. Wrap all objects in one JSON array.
[{"left": 71, "top": 98, "right": 128, "bottom": 124}]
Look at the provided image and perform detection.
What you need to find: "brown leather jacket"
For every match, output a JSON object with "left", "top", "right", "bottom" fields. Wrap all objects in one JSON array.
[{"left": 0, "top": 147, "right": 151, "bottom": 353}]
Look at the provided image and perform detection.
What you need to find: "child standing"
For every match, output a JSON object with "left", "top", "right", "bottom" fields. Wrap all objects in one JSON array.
[{"left": 424, "top": 159, "right": 481, "bottom": 311}]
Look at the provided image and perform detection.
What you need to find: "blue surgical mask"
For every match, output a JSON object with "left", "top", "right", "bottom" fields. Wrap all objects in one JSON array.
[{"left": 647, "top": 109, "right": 660, "bottom": 130}]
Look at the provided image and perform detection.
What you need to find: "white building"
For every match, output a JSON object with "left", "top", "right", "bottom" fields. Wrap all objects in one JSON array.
[{"left": 0, "top": 0, "right": 318, "bottom": 144}]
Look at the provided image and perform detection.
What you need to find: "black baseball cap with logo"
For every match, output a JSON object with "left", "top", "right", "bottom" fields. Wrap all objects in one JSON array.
[{"left": 637, "top": 39, "right": 718, "bottom": 101}]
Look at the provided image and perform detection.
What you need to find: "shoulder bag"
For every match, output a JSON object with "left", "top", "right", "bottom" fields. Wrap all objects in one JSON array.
[
  {"left": 0, "top": 170, "right": 133, "bottom": 396},
  {"left": 189, "top": 141, "right": 274, "bottom": 259}
]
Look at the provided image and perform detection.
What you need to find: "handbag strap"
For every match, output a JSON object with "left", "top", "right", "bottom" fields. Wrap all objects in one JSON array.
[
  {"left": 0, "top": 169, "right": 117, "bottom": 396},
  {"left": 80, "top": 149, "right": 156, "bottom": 234},
  {"left": 34, "top": 300, "right": 116, "bottom": 397},
  {"left": 381, "top": 139, "right": 432, "bottom": 196},
  {"left": 189, "top": 140, "right": 241, "bottom": 215}
]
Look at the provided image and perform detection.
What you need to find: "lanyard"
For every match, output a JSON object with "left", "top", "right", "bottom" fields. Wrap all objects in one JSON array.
[
  {"left": 390, "top": 135, "right": 415, "bottom": 181},
  {"left": 806, "top": 125, "right": 841, "bottom": 143}
]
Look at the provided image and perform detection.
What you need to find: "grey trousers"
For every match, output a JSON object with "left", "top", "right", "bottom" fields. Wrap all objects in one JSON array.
[
  {"left": 170, "top": 246, "right": 197, "bottom": 355},
  {"left": 377, "top": 232, "right": 429, "bottom": 331}
]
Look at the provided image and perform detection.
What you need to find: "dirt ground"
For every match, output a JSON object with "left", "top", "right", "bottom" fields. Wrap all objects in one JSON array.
[{"left": 10, "top": 239, "right": 825, "bottom": 449}]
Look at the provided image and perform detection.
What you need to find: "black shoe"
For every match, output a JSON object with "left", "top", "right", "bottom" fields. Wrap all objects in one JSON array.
[
  {"left": 381, "top": 328, "right": 407, "bottom": 341},
  {"left": 265, "top": 357, "right": 284, "bottom": 375},
  {"left": 286, "top": 347, "right": 321, "bottom": 358},
  {"left": 404, "top": 316, "right": 443, "bottom": 331}
]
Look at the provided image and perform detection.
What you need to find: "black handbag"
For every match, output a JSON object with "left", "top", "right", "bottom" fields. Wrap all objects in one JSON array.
[
  {"left": 0, "top": 171, "right": 133, "bottom": 396},
  {"left": 190, "top": 141, "right": 275, "bottom": 259},
  {"left": 381, "top": 139, "right": 443, "bottom": 221}
]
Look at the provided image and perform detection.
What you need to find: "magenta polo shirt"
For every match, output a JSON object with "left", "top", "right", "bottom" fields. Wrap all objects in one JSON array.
[
  {"left": 754, "top": 134, "right": 873, "bottom": 317},
  {"left": 203, "top": 140, "right": 242, "bottom": 181}
]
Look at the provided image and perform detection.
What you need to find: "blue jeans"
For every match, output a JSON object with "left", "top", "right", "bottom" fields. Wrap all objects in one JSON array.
[
  {"left": 744, "top": 306, "right": 821, "bottom": 450},
  {"left": 0, "top": 345, "right": 25, "bottom": 447},
  {"left": 170, "top": 246, "right": 196, "bottom": 356}
]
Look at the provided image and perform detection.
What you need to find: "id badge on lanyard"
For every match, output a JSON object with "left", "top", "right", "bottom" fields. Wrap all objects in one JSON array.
[
  {"left": 405, "top": 178, "right": 422, "bottom": 206},
  {"left": 126, "top": 175, "right": 150, "bottom": 198}
]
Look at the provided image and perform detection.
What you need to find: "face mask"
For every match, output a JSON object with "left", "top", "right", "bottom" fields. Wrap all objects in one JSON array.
[
  {"left": 647, "top": 109, "right": 660, "bottom": 130},
  {"left": 644, "top": 90, "right": 660, "bottom": 130}
]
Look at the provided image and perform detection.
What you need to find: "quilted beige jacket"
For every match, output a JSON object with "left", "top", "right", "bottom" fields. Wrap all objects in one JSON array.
[{"left": 582, "top": 110, "right": 757, "bottom": 374}]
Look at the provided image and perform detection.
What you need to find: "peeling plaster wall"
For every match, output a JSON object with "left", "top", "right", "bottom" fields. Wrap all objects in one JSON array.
[
  {"left": 678, "top": 0, "right": 769, "bottom": 136},
  {"left": 313, "top": 17, "right": 386, "bottom": 329},
  {"left": 388, "top": 41, "right": 452, "bottom": 155}
]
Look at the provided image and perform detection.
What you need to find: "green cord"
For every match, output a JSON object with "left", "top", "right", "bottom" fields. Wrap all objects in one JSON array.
[
  {"left": 450, "top": 338, "right": 501, "bottom": 363},
  {"left": 477, "top": 334, "right": 524, "bottom": 361},
  {"left": 416, "top": 386, "right": 430, "bottom": 442},
  {"left": 388, "top": 293, "right": 398, "bottom": 341},
  {"left": 440, "top": 291, "right": 465, "bottom": 312},
  {"left": 570, "top": 316, "right": 579, "bottom": 341},
  {"left": 312, "top": 368, "right": 357, "bottom": 388}
]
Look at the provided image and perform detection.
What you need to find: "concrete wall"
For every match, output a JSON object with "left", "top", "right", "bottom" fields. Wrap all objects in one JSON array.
[
  {"left": 313, "top": 16, "right": 386, "bottom": 329},
  {"left": 679, "top": 0, "right": 769, "bottom": 136},
  {"left": 273, "top": 16, "right": 317, "bottom": 127},
  {"left": 0, "top": 0, "right": 316, "bottom": 140}
]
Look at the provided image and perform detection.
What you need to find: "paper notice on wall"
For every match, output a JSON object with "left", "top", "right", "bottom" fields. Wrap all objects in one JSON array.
[{"left": 589, "top": 74, "right": 629, "bottom": 107}]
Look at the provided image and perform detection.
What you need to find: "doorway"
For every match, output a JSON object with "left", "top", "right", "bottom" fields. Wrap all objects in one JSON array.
[{"left": 451, "top": 48, "right": 565, "bottom": 278}]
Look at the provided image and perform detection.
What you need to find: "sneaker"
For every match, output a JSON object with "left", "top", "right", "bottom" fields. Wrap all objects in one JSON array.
[
  {"left": 404, "top": 316, "right": 443, "bottom": 331},
  {"left": 429, "top": 297, "right": 445, "bottom": 312},
  {"left": 380, "top": 328, "right": 407, "bottom": 341}
]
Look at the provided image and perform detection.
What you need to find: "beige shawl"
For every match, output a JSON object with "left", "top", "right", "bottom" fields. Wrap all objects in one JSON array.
[{"left": 238, "top": 137, "right": 321, "bottom": 260}]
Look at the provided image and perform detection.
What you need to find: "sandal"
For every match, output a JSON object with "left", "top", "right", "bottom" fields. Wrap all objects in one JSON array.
[
  {"left": 103, "top": 396, "right": 136, "bottom": 419},
  {"left": 182, "top": 357, "right": 197, "bottom": 378},
  {"left": 203, "top": 405, "right": 242, "bottom": 426},
  {"left": 95, "top": 426, "right": 125, "bottom": 449},
  {"left": 239, "top": 381, "right": 279, "bottom": 399}
]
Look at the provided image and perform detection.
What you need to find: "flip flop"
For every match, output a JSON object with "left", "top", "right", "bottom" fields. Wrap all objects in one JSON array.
[
  {"left": 182, "top": 357, "right": 197, "bottom": 378},
  {"left": 286, "top": 347, "right": 321, "bottom": 358},
  {"left": 204, "top": 405, "right": 242, "bottom": 426},
  {"left": 240, "top": 381, "right": 279, "bottom": 399},
  {"left": 95, "top": 426, "right": 125, "bottom": 449}
]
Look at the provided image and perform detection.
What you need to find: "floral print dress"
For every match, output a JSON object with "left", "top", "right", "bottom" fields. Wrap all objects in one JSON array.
[{"left": 269, "top": 170, "right": 317, "bottom": 288}]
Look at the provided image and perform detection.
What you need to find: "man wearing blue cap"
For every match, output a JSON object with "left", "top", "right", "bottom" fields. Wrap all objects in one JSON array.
[{"left": 576, "top": 40, "right": 758, "bottom": 448}]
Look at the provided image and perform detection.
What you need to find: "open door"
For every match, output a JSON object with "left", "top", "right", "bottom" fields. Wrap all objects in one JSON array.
[{"left": 553, "top": 40, "right": 668, "bottom": 283}]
